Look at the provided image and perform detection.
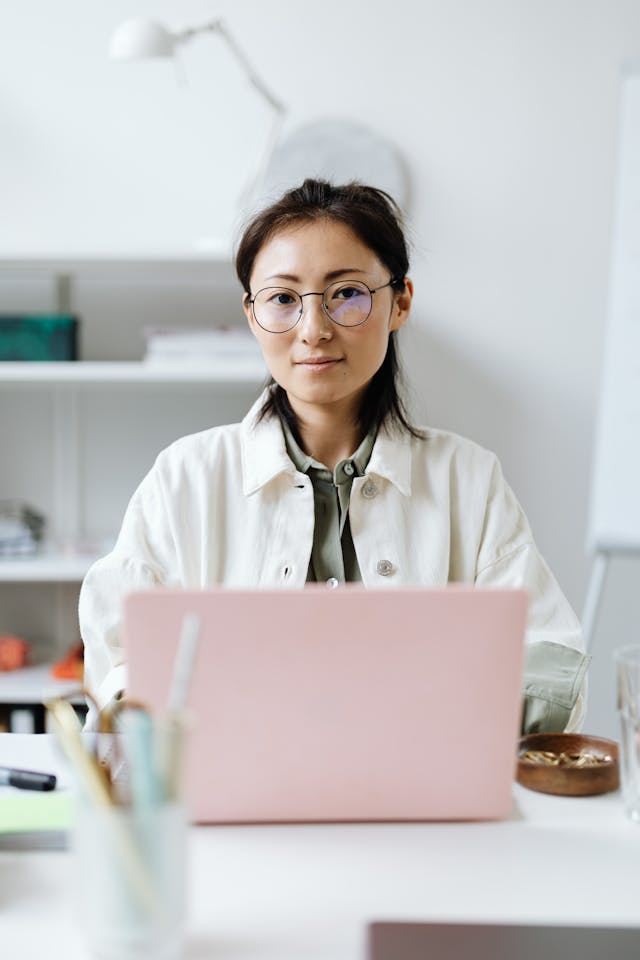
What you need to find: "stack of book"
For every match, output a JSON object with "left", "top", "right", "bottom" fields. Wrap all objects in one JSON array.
[{"left": 143, "top": 327, "right": 261, "bottom": 364}]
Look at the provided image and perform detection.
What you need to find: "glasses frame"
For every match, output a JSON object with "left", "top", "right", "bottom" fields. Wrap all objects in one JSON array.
[{"left": 248, "top": 277, "right": 402, "bottom": 334}]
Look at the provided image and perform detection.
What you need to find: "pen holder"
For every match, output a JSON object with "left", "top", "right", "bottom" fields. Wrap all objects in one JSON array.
[{"left": 73, "top": 797, "right": 187, "bottom": 960}]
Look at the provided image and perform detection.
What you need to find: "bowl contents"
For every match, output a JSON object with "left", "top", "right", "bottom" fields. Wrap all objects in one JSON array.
[{"left": 520, "top": 749, "right": 614, "bottom": 769}]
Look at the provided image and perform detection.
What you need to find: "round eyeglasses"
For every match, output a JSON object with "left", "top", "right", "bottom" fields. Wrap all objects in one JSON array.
[{"left": 248, "top": 278, "right": 401, "bottom": 334}]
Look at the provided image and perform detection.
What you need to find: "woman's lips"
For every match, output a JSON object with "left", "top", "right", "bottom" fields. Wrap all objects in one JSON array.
[{"left": 296, "top": 358, "right": 342, "bottom": 372}]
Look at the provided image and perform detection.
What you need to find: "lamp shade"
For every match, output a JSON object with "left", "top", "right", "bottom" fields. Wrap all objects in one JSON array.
[{"left": 109, "top": 17, "right": 177, "bottom": 60}]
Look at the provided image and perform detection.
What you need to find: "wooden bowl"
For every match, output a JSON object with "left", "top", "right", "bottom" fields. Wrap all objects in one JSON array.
[{"left": 517, "top": 733, "right": 620, "bottom": 796}]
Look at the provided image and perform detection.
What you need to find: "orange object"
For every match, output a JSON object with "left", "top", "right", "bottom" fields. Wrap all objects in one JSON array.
[
  {"left": 50, "top": 642, "right": 84, "bottom": 681},
  {"left": 0, "top": 635, "right": 29, "bottom": 671}
]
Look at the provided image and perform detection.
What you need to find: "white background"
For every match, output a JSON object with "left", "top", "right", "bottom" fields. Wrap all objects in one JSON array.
[{"left": 2, "top": 0, "right": 640, "bottom": 737}]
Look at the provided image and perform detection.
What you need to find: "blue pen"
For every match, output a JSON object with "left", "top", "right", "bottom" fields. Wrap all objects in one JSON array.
[{"left": 120, "top": 707, "right": 162, "bottom": 808}]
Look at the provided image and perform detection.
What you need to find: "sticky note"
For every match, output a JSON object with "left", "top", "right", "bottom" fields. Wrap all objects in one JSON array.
[{"left": 0, "top": 790, "right": 72, "bottom": 834}]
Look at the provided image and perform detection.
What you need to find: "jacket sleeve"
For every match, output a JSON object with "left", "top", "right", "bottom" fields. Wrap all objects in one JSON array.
[
  {"left": 473, "top": 457, "right": 590, "bottom": 733},
  {"left": 78, "top": 462, "right": 176, "bottom": 730}
]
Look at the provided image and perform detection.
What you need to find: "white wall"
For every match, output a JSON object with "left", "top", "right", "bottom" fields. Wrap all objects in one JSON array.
[{"left": 2, "top": 0, "right": 640, "bottom": 734}]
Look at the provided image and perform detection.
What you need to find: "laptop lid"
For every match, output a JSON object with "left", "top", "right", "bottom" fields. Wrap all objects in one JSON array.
[
  {"left": 122, "top": 586, "right": 527, "bottom": 823},
  {"left": 367, "top": 922, "right": 640, "bottom": 960}
]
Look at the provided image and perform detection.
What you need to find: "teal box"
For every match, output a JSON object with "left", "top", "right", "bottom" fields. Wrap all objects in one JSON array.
[{"left": 0, "top": 315, "right": 78, "bottom": 361}]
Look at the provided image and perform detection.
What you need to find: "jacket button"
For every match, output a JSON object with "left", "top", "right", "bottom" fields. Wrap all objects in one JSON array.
[
  {"left": 326, "top": 577, "right": 340, "bottom": 589},
  {"left": 362, "top": 480, "right": 377, "bottom": 499},
  {"left": 376, "top": 559, "right": 394, "bottom": 577}
]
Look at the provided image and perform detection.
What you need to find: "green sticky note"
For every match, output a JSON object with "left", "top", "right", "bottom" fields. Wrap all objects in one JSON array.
[{"left": 0, "top": 790, "right": 72, "bottom": 834}]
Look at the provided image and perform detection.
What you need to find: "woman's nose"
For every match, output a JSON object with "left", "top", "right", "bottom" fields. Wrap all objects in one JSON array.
[{"left": 298, "top": 294, "right": 333, "bottom": 342}]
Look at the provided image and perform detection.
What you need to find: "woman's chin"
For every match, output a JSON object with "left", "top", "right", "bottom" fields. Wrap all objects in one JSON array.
[{"left": 282, "top": 382, "right": 366, "bottom": 416}]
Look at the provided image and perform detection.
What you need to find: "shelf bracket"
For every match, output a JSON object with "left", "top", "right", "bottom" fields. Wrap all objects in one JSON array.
[
  {"left": 52, "top": 385, "right": 80, "bottom": 547},
  {"left": 54, "top": 272, "right": 74, "bottom": 314}
]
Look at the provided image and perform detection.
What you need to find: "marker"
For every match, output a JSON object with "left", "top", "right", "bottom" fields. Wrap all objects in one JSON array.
[{"left": 0, "top": 766, "right": 57, "bottom": 791}]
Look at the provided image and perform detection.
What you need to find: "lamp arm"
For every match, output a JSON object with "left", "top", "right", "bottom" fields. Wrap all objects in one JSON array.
[
  {"left": 237, "top": 106, "right": 286, "bottom": 210},
  {"left": 176, "top": 17, "right": 286, "bottom": 209},
  {"left": 178, "top": 19, "right": 285, "bottom": 116}
]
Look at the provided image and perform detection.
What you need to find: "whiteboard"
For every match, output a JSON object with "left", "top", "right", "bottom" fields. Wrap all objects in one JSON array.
[{"left": 588, "top": 67, "right": 640, "bottom": 552}]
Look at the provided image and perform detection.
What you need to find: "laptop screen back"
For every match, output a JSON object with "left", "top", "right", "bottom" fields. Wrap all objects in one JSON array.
[{"left": 123, "top": 586, "right": 527, "bottom": 823}]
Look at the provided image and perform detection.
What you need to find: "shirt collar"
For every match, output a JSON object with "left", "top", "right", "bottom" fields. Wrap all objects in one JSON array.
[
  {"left": 280, "top": 417, "right": 377, "bottom": 482},
  {"left": 280, "top": 418, "right": 316, "bottom": 474},
  {"left": 241, "top": 388, "right": 415, "bottom": 497}
]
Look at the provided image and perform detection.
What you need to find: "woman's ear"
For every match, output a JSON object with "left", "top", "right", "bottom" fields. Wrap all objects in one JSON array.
[
  {"left": 389, "top": 277, "right": 413, "bottom": 332},
  {"left": 243, "top": 294, "right": 257, "bottom": 336}
]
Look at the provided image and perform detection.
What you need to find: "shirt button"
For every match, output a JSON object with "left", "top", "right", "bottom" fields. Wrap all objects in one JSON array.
[
  {"left": 326, "top": 577, "right": 340, "bottom": 589},
  {"left": 362, "top": 480, "right": 377, "bottom": 499},
  {"left": 343, "top": 461, "right": 355, "bottom": 477},
  {"left": 376, "top": 559, "right": 394, "bottom": 577}
]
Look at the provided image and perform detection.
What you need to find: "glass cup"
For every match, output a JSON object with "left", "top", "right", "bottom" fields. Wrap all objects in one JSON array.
[
  {"left": 73, "top": 798, "right": 187, "bottom": 960},
  {"left": 615, "top": 645, "right": 640, "bottom": 822}
]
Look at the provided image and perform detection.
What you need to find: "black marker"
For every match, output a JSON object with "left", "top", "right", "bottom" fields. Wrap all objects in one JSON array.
[{"left": 0, "top": 766, "right": 57, "bottom": 791}]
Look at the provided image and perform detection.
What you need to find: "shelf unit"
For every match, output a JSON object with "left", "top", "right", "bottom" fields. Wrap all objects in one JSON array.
[
  {"left": 0, "top": 550, "right": 98, "bottom": 583},
  {"left": 0, "top": 255, "right": 265, "bottom": 729},
  {"left": 0, "top": 359, "right": 266, "bottom": 385},
  {"left": 0, "top": 664, "right": 84, "bottom": 706},
  {"left": 0, "top": 244, "right": 232, "bottom": 265}
]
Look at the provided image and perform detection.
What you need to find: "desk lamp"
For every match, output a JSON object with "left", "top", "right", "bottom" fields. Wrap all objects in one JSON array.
[{"left": 108, "top": 16, "right": 286, "bottom": 210}]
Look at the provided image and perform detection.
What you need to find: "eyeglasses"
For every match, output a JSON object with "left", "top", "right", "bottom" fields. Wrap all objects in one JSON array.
[{"left": 248, "top": 277, "right": 401, "bottom": 334}]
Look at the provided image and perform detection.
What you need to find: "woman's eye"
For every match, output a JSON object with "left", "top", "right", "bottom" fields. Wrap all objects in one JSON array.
[
  {"left": 271, "top": 292, "right": 296, "bottom": 306},
  {"left": 335, "top": 286, "right": 362, "bottom": 300}
]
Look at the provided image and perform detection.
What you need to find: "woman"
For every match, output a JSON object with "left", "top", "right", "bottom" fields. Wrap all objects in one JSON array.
[{"left": 79, "top": 178, "right": 588, "bottom": 732}]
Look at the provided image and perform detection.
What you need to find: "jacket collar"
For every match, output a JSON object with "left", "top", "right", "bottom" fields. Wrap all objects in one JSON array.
[
  {"left": 240, "top": 389, "right": 413, "bottom": 497},
  {"left": 366, "top": 424, "right": 412, "bottom": 497},
  {"left": 241, "top": 392, "right": 295, "bottom": 495}
]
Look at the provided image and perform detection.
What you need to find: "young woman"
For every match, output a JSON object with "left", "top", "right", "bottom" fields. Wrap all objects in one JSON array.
[{"left": 79, "top": 178, "right": 588, "bottom": 732}]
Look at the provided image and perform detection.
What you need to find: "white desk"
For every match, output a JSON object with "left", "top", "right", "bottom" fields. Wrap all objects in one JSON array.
[{"left": 1, "top": 734, "right": 640, "bottom": 960}]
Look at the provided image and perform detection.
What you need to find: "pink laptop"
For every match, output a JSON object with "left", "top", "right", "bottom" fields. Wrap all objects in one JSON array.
[{"left": 122, "top": 586, "right": 528, "bottom": 823}]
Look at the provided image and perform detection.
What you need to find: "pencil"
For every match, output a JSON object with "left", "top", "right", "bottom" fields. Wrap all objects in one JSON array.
[{"left": 46, "top": 697, "right": 158, "bottom": 915}]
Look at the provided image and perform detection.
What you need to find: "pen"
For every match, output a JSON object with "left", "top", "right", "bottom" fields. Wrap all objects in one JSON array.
[
  {"left": 167, "top": 612, "right": 201, "bottom": 715},
  {"left": 0, "top": 766, "right": 57, "bottom": 791},
  {"left": 161, "top": 612, "right": 201, "bottom": 800}
]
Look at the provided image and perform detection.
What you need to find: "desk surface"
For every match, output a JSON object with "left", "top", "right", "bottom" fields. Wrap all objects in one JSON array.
[{"left": 1, "top": 734, "right": 639, "bottom": 960}]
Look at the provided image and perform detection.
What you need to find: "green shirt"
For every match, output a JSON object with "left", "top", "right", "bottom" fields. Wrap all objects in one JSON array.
[
  {"left": 281, "top": 419, "right": 376, "bottom": 584},
  {"left": 521, "top": 640, "right": 590, "bottom": 734}
]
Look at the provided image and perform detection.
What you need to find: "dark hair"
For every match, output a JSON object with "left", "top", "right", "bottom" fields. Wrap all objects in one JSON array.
[{"left": 235, "top": 177, "right": 423, "bottom": 440}]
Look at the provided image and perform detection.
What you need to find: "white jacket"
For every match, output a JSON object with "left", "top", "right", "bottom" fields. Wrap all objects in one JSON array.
[{"left": 79, "top": 393, "right": 585, "bottom": 726}]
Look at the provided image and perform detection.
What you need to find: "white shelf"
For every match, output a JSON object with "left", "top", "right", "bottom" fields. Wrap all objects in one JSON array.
[
  {"left": 1, "top": 252, "right": 257, "bottom": 697},
  {"left": 0, "top": 550, "right": 99, "bottom": 582},
  {"left": 0, "top": 664, "right": 84, "bottom": 705},
  {"left": 0, "top": 242, "right": 232, "bottom": 267},
  {"left": 0, "top": 359, "right": 267, "bottom": 385}
]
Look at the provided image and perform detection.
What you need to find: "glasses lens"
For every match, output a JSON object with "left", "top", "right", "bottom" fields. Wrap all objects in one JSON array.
[
  {"left": 253, "top": 288, "right": 301, "bottom": 332},
  {"left": 324, "top": 281, "right": 372, "bottom": 326}
]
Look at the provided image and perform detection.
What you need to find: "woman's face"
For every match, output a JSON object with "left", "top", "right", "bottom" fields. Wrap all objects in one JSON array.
[{"left": 244, "top": 218, "right": 412, "bottom": 422}]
